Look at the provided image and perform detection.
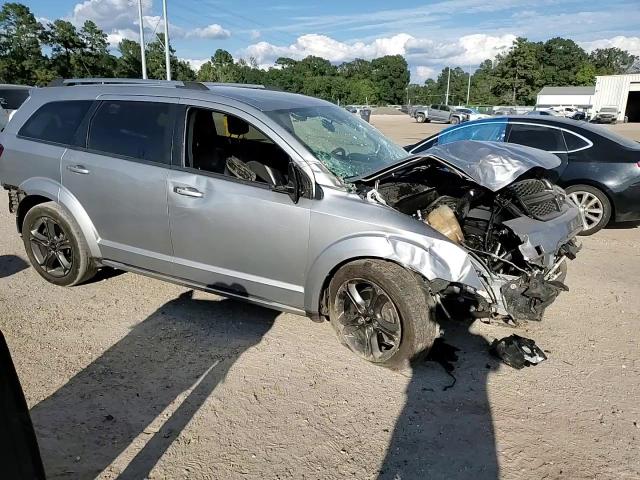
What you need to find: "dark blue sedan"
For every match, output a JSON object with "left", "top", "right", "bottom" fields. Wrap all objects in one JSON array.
[{"left": 408, "top": 116, "right": 640, "bottom": 235}]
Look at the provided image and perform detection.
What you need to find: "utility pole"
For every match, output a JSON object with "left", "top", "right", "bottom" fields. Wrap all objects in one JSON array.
[
  {"left": 162, "top": 0, "right": 171, "bottom": 81},
  {"left": 466, "top": 65, "right": 471, "bottom": 105},
  {"left": 137, "top": 0, "right": 147, "bottom": 79},
  {"left": 445, "top": 67, "right": 451, "bottom": 105}
]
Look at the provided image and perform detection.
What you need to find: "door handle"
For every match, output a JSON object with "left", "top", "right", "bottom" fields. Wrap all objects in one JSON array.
[
  {"left": 174, "top": 186, "right": 204, "bottom": 198},
  {"left": 67, "top": 165, "right": 90, "bottom": 175}
]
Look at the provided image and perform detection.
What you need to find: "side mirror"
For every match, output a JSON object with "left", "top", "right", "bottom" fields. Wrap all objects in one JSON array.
[{"left": 273, "top": 162, "right": 300, "bottom": 204}]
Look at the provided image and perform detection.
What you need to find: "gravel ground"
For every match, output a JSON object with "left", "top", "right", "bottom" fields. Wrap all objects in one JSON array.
[{"left": 1, "top": 116, "right": 639, "bottom": 479}]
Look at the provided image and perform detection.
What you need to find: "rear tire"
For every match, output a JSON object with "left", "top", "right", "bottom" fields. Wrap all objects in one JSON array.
[
  {"left": 22, "top": 202, "right": 97, "bottom": 286},
  {"left": 566, "top": 184, "right": 612, "bottom": 236},
  {"left": 328, "top": 259, "right": 439, "bottom": 369},
  {"left": 416, "top": 113, "right": 425, "bottom": 123}
]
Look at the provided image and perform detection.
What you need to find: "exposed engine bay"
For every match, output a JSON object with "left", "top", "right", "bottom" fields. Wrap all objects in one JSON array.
[{"left": 354, "top": 144, "right": 583, "bottom": 324}]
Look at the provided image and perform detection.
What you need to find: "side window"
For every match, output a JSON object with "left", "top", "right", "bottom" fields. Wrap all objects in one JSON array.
[
  {"left": 562, "top": 131, "right": 590, "bottom": 152},
  {"left": 185, "top": 108, "right": 290, "bottom": 187},
  {"left": 437, "top": 123, "right": 507, "bottom": 146},
  {"left": 88, "top": 100, "right": 174, "bottom": 164},
  {"left": 18, "top": 101, "right": 93, "bottom": 146},
  {"left": 507, "top": 124, "right": 566, "bottom": 152}
]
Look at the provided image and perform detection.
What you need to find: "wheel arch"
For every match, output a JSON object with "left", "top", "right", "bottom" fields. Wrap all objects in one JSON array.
[
  {"left": 304, "top": 234, "right": 485, "bottom": 321},
  {"left": 17, "top": 178, "right": 102, "bottom": 258}
]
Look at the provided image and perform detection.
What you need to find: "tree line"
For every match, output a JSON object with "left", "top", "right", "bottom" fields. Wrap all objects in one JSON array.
[{"left": 1, "top": 2, "right": 637, "bottom": 106}]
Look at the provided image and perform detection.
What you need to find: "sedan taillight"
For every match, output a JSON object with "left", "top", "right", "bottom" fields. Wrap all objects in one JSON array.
[{"left": 0, "top": 144, "right": 4, "bottom": 158}]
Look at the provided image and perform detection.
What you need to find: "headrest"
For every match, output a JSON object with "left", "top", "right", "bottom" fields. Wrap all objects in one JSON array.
[{"left": 227, "top": 115, "right": 249, "bottom": 136}]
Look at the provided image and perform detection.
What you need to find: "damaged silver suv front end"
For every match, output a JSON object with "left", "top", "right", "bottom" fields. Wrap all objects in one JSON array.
[{"left": 349, "top": 140, "right": 582, "bottom": 324}]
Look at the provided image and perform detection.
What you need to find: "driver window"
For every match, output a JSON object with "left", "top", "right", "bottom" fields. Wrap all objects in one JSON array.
[{"left": 185, "top": 107, "right": 290, "bottom": 186}]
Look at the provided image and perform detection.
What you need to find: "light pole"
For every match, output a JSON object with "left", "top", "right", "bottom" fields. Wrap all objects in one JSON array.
[
  {"left": 162, "top": 0, "right": 171, "bottom": 81},
  {"left": 137, "top": 0, "right": 147, "bottom": 79},
  {"left": 445, "top": 67, "right": 451, "bottom": 106},
  {"left": 466, "top": 65, "right": 471, "bottom": 105}
]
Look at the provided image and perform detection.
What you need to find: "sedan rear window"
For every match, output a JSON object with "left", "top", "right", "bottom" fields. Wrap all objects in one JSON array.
[{"left": 18, "top": 100, "right": 93, "bottom": 146}]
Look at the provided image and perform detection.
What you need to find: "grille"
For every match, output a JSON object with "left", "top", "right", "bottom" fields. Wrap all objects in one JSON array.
[
  {"left": 509, "top": 179, "right": 547, "bottom": 197},
  {"left": 509, "top": 179, "right": 563, "bottom": 220}
]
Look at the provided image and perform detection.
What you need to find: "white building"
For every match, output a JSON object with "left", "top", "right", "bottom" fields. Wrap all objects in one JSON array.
[
  {"left": 592, "top": 74, "right": 640, "bottom": 122},
  {"left": 536, "top": 75, "right": 640, "bottom": 122},
  {"left": 536, "top": 86, "right": 595, "bottom": 110}
]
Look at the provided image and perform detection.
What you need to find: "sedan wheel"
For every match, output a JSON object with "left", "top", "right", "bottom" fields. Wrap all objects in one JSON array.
[{"left": 566, "top": 185, "right": 611, "bottom": 235}]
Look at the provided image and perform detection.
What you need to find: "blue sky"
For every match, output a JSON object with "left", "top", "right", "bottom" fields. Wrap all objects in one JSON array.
[{"left": 27, "top": 0, "right": 640, "bottom": 81}]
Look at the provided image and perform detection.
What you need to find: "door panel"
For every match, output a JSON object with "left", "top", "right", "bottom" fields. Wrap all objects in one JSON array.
[
  {"left": 61, "top": 150, "right": 174, "bottom": 274},
  {"left": 168, "top": 170, "right": 310, "bottom": 310}
]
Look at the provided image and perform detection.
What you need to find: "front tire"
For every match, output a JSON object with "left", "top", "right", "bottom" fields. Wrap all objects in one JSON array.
[
  {"left": 328, "top": 259, "right": 439, "bottom": 369},
  {"left": 566, "top": 185, "right": 612, "bottom": 236},
  {"left": 450, "top": 116, "right": 459, "bottom": 125},
  {"left": 22, "top": 202, "right": 97, "bottom": 286},
  {"left": 416, "top": 113, "right": 425, "bottom": 123}
]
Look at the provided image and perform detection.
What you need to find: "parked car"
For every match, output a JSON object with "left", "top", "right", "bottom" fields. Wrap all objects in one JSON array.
[
  {"left": 0, "top": 105, "right": 9, "bottom": 131},
  {"left": 0, "top": 79, "right": 582, "bottom": 367},
  {"left": 592, "top": 106, "right": 619, "bottom": 124},
  {"left": 0, "top": 84, "right": 31, "bottom": 122},
  {"left": 527, "top": 109, "right": 559, "bottom": 116},
  {"left": 414, "top": 104, "right": 458, "bottom": 124},
  {"left": 452, "top": 107, "right": 491, "bottom": 123},
  {"left": 407, "top": 116, "right": 640, "bottom": 235},
  {"left": 493, "top": 107, "right": 517, "bottom": 116}
]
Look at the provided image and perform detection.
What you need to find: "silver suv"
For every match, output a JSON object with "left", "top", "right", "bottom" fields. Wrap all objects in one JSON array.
[{"left": 0, "top": 79, "right": 582, "bottom": 368}]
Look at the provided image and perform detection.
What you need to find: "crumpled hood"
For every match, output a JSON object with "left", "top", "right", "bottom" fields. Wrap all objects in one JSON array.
[
  {"left": 425, "top": 141, "right": 561, "bottom": 191},
  {"left": 351, "top": 140, "right": 561, "bottom": 192}
]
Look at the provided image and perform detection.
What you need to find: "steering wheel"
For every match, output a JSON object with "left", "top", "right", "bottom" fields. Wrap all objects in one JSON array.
[{"left": 331, "top": 147, "right": 347, "bottom": 158}]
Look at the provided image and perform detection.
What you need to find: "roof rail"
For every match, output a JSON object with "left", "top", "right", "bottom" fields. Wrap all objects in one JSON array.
[
  {"left": 203, "top": 82, "right": 266, "bottom": 89},
  {"left": 47, "top": 78, "right": 208, "bottom": 91}
]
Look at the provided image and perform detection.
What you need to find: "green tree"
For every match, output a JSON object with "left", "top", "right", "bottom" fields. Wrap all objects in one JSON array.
[
  {"left": 145, "top": 34, "right": 195, "bottom": 81},
  {"left": 115, "top": 38, "right": 142, "bottom": 78},
  {"left": 492, "top": 37, "right": 543, "bottom": 104},
  {"left": 197, "top": 49, "right": 237, "bottom": 82},
  {"left": 540, "top": 37, "right": 587, "bottom": 86},
  {"left": 589, "top": 47, "right": 637, "bottom": 75},
  {"left": 45, "top": 19, "right": 85, "bottom": 77},
  {"left": 0, "top": 2, "right": 49, "bottom": 85},
  {"left": 371, "top": 55, "right": 409, "bottom": 104},
  {"left": 77, "top": 20, "right": 116, "bottom": 77},
  {"left": 576, "top": 62, "right": 597, "bottom": 85}
]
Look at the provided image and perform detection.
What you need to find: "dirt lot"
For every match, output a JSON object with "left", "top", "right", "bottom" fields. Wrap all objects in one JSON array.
[{"left": 1, "top": 116, "right": 639, "bottom": 479}]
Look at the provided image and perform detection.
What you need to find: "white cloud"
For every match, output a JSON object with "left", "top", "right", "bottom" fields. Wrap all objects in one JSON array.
[
  {"left": 185, "top": 24, "right": 231, "bottom": 39},
  {"left": 244, "top": 33, "right": 412, "bottom": 65},
  {"left": 71, "top": 0, "right": 152, "bottom": 31},
  {"left": 243, "top": 32, "right": 515, "bottom": 80},
  {"left": 182, "top": 58, "right": 209, "bottom": 71},
  {"left": 414, "top": 66, "right": 437, "bottom": 81},
  {"left": 580, "top": 36, "right": 640, "bottom": 57},
  {"left": 250, "top": 30, "right": 261, "bottom": 40}
]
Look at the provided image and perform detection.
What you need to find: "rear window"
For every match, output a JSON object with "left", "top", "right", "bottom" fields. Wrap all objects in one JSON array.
[
  {"left": 87, "top": 100, "right": 174, "bottom": 164},
  {"left": 508, "top": 124, "right": 566, "bottom": 152},
  {"left": 562, "top": 131, "right": 590, "bottom": 151},
  {"left": 0, "top": 88, "right": 30, "bottom": 110},
  {"left": 18, "top": 100, "right": 93, "bottom": 145}
]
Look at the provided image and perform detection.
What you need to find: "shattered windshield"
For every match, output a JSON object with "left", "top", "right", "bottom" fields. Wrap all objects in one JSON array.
[{"left": 266, "top": 105, "right": 408, "bottom": 180}]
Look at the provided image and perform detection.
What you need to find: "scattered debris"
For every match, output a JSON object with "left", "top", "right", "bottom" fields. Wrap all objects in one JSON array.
[
  {"left": 425, "top": 338, "right": 460, "bottom": 390},
  {"left": 490, "top": 334, "right": 547, "bottom": 369}
]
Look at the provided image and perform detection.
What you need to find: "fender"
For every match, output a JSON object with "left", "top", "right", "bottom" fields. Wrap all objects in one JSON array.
[
  {"left": 18, "top": 177, "right": 102, "bottom": 258},
  {"left": 303, "top": 232, "right": 486, "bottom": 316}
]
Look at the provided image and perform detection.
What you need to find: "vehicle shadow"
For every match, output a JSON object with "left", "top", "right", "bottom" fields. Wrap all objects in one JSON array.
[
  {"left": 0, "top": 254, "right": 28, "bottom": 278},
  {"left": 379, "top": 317, "right": 499, "bottom": 480},
  {"left": 29, "top": 289, "right": 278, "bottom": 479},
  {"left": 606, "top": 220, "right": 640, "bottom": 230}
]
